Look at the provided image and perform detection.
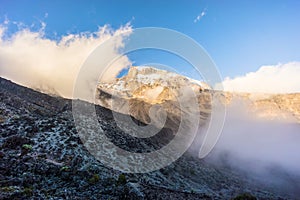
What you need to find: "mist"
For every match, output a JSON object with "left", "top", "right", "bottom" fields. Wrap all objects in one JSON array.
[
  {"left": 199, "top": 99, "right": 300, "bottom": 195},
  {"left": 0, "top": 22, "right": 132, "bottom": 98}
]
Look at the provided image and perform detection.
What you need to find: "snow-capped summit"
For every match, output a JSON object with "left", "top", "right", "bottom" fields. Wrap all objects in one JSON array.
[
  {"left": 99, "top": 66, "right": 211, "bottom": 104},
  {"left": 97, "top": 66, "right": 213, "bottom": 130},
  {"left": 97, "top": 66, "right": 300, "bottom": 128}
]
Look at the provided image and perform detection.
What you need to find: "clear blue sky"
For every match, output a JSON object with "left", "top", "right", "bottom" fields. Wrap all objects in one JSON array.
[{"left": 0, "top": 0, "right": 299, "bottom": 79}]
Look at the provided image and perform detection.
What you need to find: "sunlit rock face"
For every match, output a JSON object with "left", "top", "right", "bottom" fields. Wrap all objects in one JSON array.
[
  {"left": 215, "top": 91, "right": 300, "bottom": 123},
  {"left": 97, "top": 66, "right": 300, "bottom": 131},
  {"left": 97, "top": 66, "right": 212, "bottom": 132}
]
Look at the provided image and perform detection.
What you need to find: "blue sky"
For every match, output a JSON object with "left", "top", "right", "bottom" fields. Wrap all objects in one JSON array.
[{"left": 0, "top": 0, "right": 300, "bottom": 80}]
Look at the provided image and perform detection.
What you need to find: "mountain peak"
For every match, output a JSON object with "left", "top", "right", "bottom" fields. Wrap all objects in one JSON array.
[
  {"left": 97, "top": 66, "right": 213, "bottom": 130},
  {"left": 101, "top": 66, "right": 211, "bottom": 104}
]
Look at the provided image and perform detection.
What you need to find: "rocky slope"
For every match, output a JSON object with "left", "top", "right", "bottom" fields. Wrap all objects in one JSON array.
[
  {"left": 215, "top": 91, "right": 300, "bottom": 123},
  {"left": 97, "top": 66, "right": 212, "bottom": 132},
  {"left": 0, "top": 76, "right": 296, "bottom": 199},
  {"left": 98, "top": 66, "right": 300, "bottom": 126}
]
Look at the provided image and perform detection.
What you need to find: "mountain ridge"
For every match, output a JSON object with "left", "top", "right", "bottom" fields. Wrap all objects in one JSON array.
[
  {"left": 1, "top": 76, "right": 297, "bottom": 199},
  {"left": 98, "top": 66, "right": 300, "bottom": 126}
]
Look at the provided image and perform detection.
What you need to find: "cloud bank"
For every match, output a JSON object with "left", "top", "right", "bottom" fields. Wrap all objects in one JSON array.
[
  {"left": 222, "top": 62, "right": 300, "bottom": 93},
  {"left": 192, "top": 101, "right": 300, "bottom": 196},
  {"left": 0, "top": 22, "right": 132, "bottom": 98}
]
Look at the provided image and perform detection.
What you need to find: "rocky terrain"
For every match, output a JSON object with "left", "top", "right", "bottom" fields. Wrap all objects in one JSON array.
[
  {"left": 98, "top": 66, "right": 300, "bottom": 125},
  {"left": 215, "top": 91, "right": 300, "bottom": 123},
  {"left": 0, "top": 74, "right": 299, "bottom": 199},
  {"left": 97, "top": 67, "right": 213, "bottom": 132}
]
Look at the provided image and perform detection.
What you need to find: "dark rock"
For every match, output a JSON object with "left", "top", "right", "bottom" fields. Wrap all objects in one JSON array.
[
  {"left": 0, "top": 77, "right": 296, "bottom": 200},
  {"left": 2, "top": 135, "right": 32, "bottom": 149}
]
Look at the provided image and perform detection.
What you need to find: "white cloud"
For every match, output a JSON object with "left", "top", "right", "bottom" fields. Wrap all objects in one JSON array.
[
  {"left": 222, "top": 62, "right": 300, "bottom": 93},
  {"left": 0, "top": 22, "right": 132, "bottom": 98},
  {"left": 3, "top": 16, "right": 9, "bottom": 25},
  {"left": 194, "top": 10, "right": 206, "bottom": 23}
]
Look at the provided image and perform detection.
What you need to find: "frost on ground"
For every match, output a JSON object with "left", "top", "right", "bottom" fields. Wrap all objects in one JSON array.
[{"left": 0, "top": 77, "right": 298, "bottom": 199}]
